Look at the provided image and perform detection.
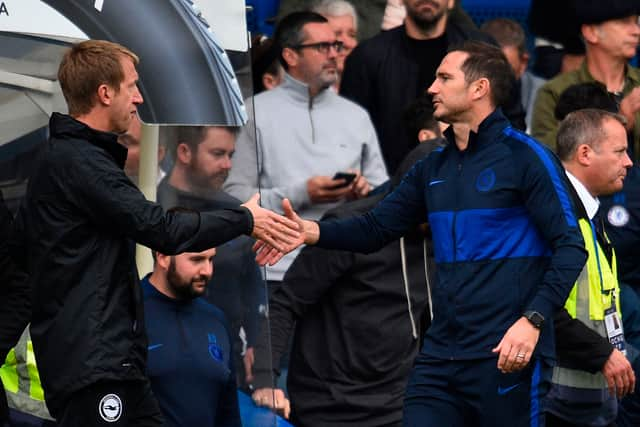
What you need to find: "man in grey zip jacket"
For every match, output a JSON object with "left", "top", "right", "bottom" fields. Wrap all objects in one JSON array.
[{"left": 224, "top": 11, "right": 388, "bottom": 283}]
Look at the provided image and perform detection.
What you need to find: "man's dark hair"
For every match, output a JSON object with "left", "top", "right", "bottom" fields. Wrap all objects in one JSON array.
[
  {"left": 557, "top": 109, "right": 627, "bottom": 161},
  {"left": 402, "top": 94, "right": 441, "bottom": 146},
  {"left": 451, "top": 40, "right": 515, "bottom": 108},
  {"left": 273, "top": 11, "right": 328, "bottom": 70},
  {"left": 166, "top": 126, "right": 240, "bottom": 158},
  {"left": 554, "top": 82, "right": 618, "bottom": 121}
]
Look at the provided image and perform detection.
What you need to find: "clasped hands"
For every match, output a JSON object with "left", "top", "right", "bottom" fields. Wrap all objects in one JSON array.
[{"left": 241, "top": 194, "right": 314, "bottom": 266}]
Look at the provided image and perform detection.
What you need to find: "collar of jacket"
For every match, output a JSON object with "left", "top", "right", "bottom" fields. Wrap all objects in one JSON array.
[
  {"left": 443, "top": 108, "right": 509, "bottom": 151},
  {"left": 49, "top": 112, "right": 128, "bottom": 169},
  {"left": 576, "top": 61, "right": 640, "bottom": 93},
  {"left": 141, "top": 273, "right": 195, "bottom": 308},
  {"left": 281, "top": 72, "right": 332, "bottom": 107}
]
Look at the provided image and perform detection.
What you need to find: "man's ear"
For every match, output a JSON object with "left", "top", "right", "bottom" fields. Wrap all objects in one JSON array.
[
  {"left": 176, "top": 142, "right": 192, "bottom": 165},
  {"left": 96, "top": 83, "right": 114, "bottom": 106},
  {"left": 281, "top": 47, "right": 299, "bottom": 69},
  {"left": 576, "top": 143, "right": 593, "bottom": 166},
  {"left": 155, "top": 253, "right": 171, "bottom": 270},
  {"left": 581, "top": 24, "right": 599, "bottom": 44},
  {"left": 470, "top": 78, "right": 489, "bottom": 101}
]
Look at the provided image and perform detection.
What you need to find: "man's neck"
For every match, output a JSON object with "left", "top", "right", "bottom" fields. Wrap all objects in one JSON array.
[
  {"left": 167, "top": 168, "right": 192, "bottom": 193},
  {"left": 404, "top": 15, "right": 448, "bottom": 40},
  {"left": 148, "top": 271, "right": 177, "bottom": 300},
  {"left": 586, "top": 49, "right": 627, "bottom": 93},
  {"left": 73, "top": 112, "right": 113, "bottom": 133},
  {"left": 451, "top": 107, "right": 493, "bottom": 151},
  {"left": 563, "top": 166, "right": 600, "bottom": 219}
]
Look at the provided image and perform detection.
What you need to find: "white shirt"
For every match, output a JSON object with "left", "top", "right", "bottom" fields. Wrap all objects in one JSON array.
[{"left": 565, "top": 170, "right": 599, "bottom": 220}]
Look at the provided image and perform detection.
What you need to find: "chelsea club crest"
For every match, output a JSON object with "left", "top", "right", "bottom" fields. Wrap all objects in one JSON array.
[
  {"left": 607, "top": 205, "right": 630, "bottom": 227},
  {"left": 208, "top": 333, "right": 223, "bottom": 362}
]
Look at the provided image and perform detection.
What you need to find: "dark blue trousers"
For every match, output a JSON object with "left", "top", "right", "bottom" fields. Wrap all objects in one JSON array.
[{"left": 403, "top": 355, "right": 550, "bottom": 427}]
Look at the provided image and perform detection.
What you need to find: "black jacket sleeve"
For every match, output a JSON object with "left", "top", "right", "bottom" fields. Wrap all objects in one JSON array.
[
  {"left": 554, "top": 308, "right": 613, "bottom": 373},
  {"left": 0, "top": 190, "right": 30, "bottom": 359},
  {"left": 69, "top": 150, "right": 253, "bottom": 254}
]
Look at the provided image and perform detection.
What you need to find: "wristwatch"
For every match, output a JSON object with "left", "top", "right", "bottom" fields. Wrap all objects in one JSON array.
[{"left": 523, "top": 311, "right": 545, "bottom": 329}]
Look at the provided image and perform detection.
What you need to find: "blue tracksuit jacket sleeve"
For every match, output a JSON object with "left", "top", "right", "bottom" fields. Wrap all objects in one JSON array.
[
  {"left": 515, "top": 137, "right": 587, "bottom": 322},
  {"left": 317, "top": 160, "right": 428, "bottom": 252}
]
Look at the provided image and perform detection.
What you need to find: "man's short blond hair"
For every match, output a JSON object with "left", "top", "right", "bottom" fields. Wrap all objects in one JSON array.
[{"left": 58, "top": 40, "right": 139, "bottom": 116}]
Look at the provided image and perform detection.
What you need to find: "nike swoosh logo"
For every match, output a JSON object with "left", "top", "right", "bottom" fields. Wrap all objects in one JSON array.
[
  {"left": 429, "top": 179, "right": 445, "bottom": 186},
  {"left": 148, "top": 344, "right": 164, "bottom": 351},
  {"left": 497, "top": 383, "right": 520, "bottom": 395}
]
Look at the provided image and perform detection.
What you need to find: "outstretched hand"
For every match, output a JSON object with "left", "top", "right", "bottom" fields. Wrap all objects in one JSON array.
[
  {"left": 253, "top": 198, "right": 318, "bottom": 266},
  {"left": 241, "top": 194, "right": 300, "bottom": 256}
]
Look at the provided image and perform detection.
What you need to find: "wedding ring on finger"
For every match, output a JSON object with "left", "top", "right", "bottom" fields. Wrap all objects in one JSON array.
[{"left": 516, "top": 353, "right": 525, "bottom": 360}]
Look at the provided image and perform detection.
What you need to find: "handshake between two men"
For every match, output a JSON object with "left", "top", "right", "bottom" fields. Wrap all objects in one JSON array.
[{"left": 240, "top": 194, "right": 317, "bottom": 266}]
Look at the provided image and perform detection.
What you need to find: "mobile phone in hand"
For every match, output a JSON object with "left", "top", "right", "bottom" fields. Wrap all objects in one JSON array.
[{"left": 332, "top": 172, "right": 357, "bottom": 188}]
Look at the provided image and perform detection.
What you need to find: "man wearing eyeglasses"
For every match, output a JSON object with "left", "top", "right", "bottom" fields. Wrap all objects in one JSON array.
[{"left": 225, "top": 11, "right": 388, "bottom": 288}]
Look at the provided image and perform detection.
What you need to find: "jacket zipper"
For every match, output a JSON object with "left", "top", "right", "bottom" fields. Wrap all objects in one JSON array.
[{"left": 308, "top": 97, "right": 315, "bottom": 144}]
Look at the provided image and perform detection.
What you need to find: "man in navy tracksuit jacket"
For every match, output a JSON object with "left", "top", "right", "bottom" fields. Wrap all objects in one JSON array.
[
  {"left": 273, "top": 42, "right": 588, "bottom": 426},
  {"left": 142, "top": 248, "right": 241, "bottom": 427}
]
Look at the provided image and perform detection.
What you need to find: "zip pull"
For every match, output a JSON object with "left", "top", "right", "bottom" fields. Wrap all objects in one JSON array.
[{"left": 400, "top": 237, "right": 418, "bottom": 339}]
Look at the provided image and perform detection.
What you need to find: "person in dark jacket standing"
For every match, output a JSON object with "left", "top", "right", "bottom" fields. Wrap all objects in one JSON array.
[
  {"left": 260, "top": 41, "right": 587, "bottom": 426},
  {"left": 339, "top": 0, "right": 524, "bottom": 173},
  {"left": 0, "top": 190, "right": 30, "bottom": 426},
  {"left": 8, "top": 39, "right": 300, "bottom": 427}
]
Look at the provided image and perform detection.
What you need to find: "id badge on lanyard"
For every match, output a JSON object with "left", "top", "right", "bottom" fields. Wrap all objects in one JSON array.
[
  {"left": 604, "top": 295, "right": 626, "bottom": 356},
  {"left": 591, "top": 221, "right": 627, "bottom": 355}
]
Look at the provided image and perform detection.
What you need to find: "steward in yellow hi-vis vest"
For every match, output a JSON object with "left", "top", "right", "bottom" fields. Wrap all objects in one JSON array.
[
  {"left": 545, "top": 169, "right": 632, "bottom": 426},
  {"left": 0, "top": 327, "right": 53, "bottom": 422}
]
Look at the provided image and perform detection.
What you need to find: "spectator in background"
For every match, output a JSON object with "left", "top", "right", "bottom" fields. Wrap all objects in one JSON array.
[
  {"left": 156, "top": 126, "right": 265, "bottom": 389},
  {"left": 225, "top": 11, "right": 388, "bottom": 286},
  {"left": 277, "top": 0, "right": 386, "bottom": 41},
  {"left": 527, "top": 0, "right": 585, "bottom": 79},
  {"left": 311, "top": 0, "right": 358, "bottom": 92},
  {"left": 118, "top": 114, "right": 167, "bottom": 185},
  {"left": 251, "top": 35, "right": 284, "bottom": 94},
  {"left": 381, "top": 0, "right": 477, "bottom": 32},
  {"left": 531, "top": 0, "right": 640, "bottom": 155},
  {"left": 338, "top": 0, "right": 520, "bottom": 174},
  {"left": 481, "top": 18, "right": 546, "bottom": 131},
  {"left": 402, "top": 94, "right": 445, "bottom": 146},
  {"left": 143, "top": 246, "right": 241, "bottom": 427}
]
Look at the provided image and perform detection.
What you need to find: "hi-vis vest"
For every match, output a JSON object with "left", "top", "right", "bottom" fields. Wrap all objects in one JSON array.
[
  {"left": 551, "top": 217, "right": 622, "bottom": 392},
  {"left": 0, "top": 327, "right": 53, "bottom": 420}
]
